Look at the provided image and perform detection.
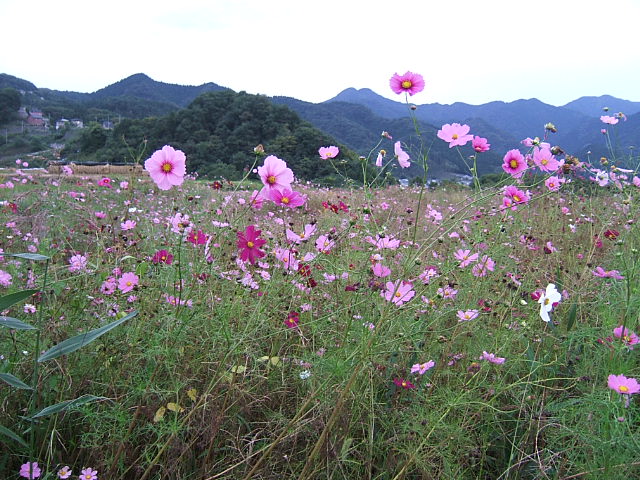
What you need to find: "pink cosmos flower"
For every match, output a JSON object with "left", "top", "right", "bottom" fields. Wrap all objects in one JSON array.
[
  {"left": 257, "top": 155, "right": 294, "bottom": 196},
  {"left": 437, "top": 123, "right": 474, "bottom": 148},
  {"left": 286, "top": 224, "right": 317, "bottom": 244},
  {"left": 394, "top": 141, "right": 410, "bottom": 168},
  {"left": 68, "top": 254, "right": 89, "bottom": 273},
  {"left": 472, "top": 255, "right": 495, "bottom": 277},
  {"left": 613, "top": 326, "right": 639, "bottom": 349},
  {"left": 457, "top": 309, "right": 479, "bottom": 322},
  {"left": 120, "top": 220, "right": 136, "bottom": 231},
  {"left": 375, "top": 150, "right": 385, "bottom": 167},
  {"left": 97, "top": 177, "right": 112, "bottom": 188},
  {"left": 318, "top": 146, "right": 339, "bottom": 159},
  {"left": 532, "top": 146, "right": 561, "bottom": 173},
  {"left": 249, "top": 190, "right": 264, "bottom": 209},
  {"left": 389, "top": 71, "right": 425, "bottom": 96},
  {"left": 366, "top": 234, "right": 400, "bottom": 250},
  {"left": 502, "top": 185, "right": 530, "bottom": 210},
  {"left": 315, "top": 234, "right": 335, "bottom": 253},
  {"left": 633, "top": 176, "right": 640, "bottom": 188},
  {"left": 57, "top": 466, "right": 72, "bottom": 479},
  {"left": 502, "top": 149, "right": 527, "bottom": 178},
  {"left": 284, "top": 311, "right": 300, "bottom": 328},
  {"left": 608, "top": 374, "right": 640, "bottom": 395},
  {"left": 480, "top": 351, "right": 506, "bottom": 364},
  {"left": 152, "top": 249, "right": 173, "bottom": 264},
  {"left": 418, "top": 266, "right": 439, "bottom": 284},
  {"left": 454, "top": 249, "right": 478, "bottom": 268},
  {"left": 79, "top": 467, "right": 98, "bottom": 480},
  {"left": 144, "top": 145, "right": 187, "bottom": 190},
  {"left": 372, "top": 262, "right": 391, "bottom": 278},
  {"left": 0, "top": 269, "right": 12, "bottom": 287},
  {"left": 411, "top": 360, "right": 435, "bottom": 375},
  {"left": 472, "top": 136, "right": 491, "bottom": 152},
  {"left": 187, "top": 229, "right": 209, "bottom": 246},
  {"left": 592, "top": 266, "right": 624, "bottom": 280},
  {"left": 237, "top": 225, "right": 267, "bottom": 264},
  {"left": 19, "top": 462, "right": 41, "bottom": 479},
  {"left": 545, "top": 176, "right": 565, "bottom": 191},
  {"left": 95, "top": 211, "right": 106, "bottom": 219},
  {"left": 600, "top": 115, "right": 619, "bottom": 125},
  {"left": 382, "top": 280, "right": 415, "bottom": 306},
  {"left": 118, "top": 272, "right": 139, "bottom": 293},
  {"left": 269, "top": 187, "right": 307, "bottom": 208}
]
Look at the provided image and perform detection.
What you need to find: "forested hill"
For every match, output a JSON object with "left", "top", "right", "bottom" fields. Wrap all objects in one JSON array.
[{"left": 64, "top": 90, "right": 374, "bottom": 185}]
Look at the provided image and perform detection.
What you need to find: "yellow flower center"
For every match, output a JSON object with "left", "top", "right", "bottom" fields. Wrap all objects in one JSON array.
[
  {"left": 452, "top": 134, "right": 459, "bottom": 140},
  {"left": 544, "top": 298, "right": 551, "bottom": 305},
  {"left": 247, "top": 241, "right": 254, "bottom": 248},
  {"left": 126, "top": 281, "right": 132, "bottom": 286},
  {"left": 401, "top": 80, "right": 412, "bottom": 89},
  {"left": 513, "top": 195, "right": 521, "bottom": 202},
  {"left": 395, "top": 291, "right": 402, "bottom": 297},
  {"left": 281, "top": 197, "right": 290, "bottom": 204},
  {"left": 401, "top": 381, "right": 408, "bottom": 387},
  {"left": 267, "top": 175, "right": 277, "bottom": 184},
  {"left": 161, "top": 256, "right": 166, "bottom": 261},
  {"left": 509, "top": 159, "right": 518, "bottom": 169},
  {"left": 620, "top": 385, "right": 629, "bottom": 393},
  {"left": 162, "top": 162, "right": 173, "bottom": 173},
  {"left": 464, "top": 314, "right": 471, "bottom": 319},
  {"left": 541, "top": 158, "right": 548, "bottom": 165}
]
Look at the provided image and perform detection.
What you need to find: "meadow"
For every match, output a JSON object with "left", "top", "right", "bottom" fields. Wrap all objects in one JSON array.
[{"left": 1, "top": 74, "right": 639, "bottom": 480}]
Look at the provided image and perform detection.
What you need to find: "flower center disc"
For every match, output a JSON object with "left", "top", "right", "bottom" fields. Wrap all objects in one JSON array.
[
  {"left": 401, "top": 80, "right": 412, "bottom": 89},
  {"left": 162, "top": 162, "right": 173, "bottom": 173}
]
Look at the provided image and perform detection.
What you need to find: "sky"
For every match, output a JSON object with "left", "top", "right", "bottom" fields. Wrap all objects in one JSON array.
[{"left": 2, "top": 0, "right": 640, "bottom": 106}]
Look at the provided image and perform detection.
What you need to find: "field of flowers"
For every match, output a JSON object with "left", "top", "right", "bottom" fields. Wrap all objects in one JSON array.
[{"left": 1, "top": 72, "right": 639, "bottom": 480}]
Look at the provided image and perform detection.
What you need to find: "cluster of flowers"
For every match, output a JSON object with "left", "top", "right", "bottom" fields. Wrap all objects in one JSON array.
[{"left": 18, "top": 462, "right": 97, "bottom": 479}]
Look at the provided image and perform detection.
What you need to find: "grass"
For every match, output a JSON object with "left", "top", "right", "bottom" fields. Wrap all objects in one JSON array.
[{"left": 1, "top": 133, "right": 639, "bottom": 480}]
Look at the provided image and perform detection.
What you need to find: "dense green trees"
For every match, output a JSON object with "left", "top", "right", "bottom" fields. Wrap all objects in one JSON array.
[
  {"left": 0, "top": 88, "right": 20, "bottom": 124},
  {"left": 66, "top": 90, "right": 376, "bottom": 184}
]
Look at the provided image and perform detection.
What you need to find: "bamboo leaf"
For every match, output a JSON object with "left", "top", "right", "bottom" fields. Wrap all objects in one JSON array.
[
  {"left": 8, "top": 253, "right": 50, "bottom": 261},
  {"left": 0, "top": 316, "right": 36, "bottom": 330},
  {"left": 0, "top": 372, "right": 32, "bottom": 390},
  {"left": 30, "top": 394, "right": 107, "bottom": 419},
  {"left": 0, "top": 425, "right": 28, "bottom": 447},
  {"left": 0, "top": 290, "right": 39, "bottom": 312},
  {"left": 38, "top": 310, "right": 137, "bottom": 362},
  {"left": 565, "top": 303, "right": 578, "bottom": 332}
]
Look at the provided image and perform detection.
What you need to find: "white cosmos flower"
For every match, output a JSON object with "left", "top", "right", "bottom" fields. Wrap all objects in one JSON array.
[{"left": 538, "top": 283, "right": 562, "bottom": 323}]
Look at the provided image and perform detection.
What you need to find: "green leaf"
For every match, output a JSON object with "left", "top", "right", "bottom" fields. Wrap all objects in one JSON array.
[
  {"left": 0, "top": 290, "right": 39, "bottom": 312},
  {"left": 0, "top": 372, "right": 32, "bottom": 390},
  {"left": 30, "top": 394, "right": 107, "bottom": 419},
  {"left": 565, "top": 303, "right": 577, "bottom": 332},
  {"left": 38, "top": 310, "right": 137, "bottom": 362},
  {"left": 0, "top": 316, "right": 37, "bottom": 330},
  {"left": 0, "top": 424, "right": 28, "bottom": 447},
  {"left": 136, "top": 261, "right": 149, "bottom": 277},
  {"left": 7, "top": 253, "right": 50, "bottom": 261}
]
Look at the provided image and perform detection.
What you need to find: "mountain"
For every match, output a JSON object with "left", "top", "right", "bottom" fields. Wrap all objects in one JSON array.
[{"left": 562, "top": 95, "right": 640, "bottom": 117}]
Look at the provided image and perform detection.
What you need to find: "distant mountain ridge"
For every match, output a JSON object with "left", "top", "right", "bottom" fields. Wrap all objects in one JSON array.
[{"left": 2, "top": 72, "right": 638, "bottom": 177}]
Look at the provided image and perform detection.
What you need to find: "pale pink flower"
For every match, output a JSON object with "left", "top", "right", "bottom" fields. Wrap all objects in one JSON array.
[
  {"left": 118, "top": 272, "right": 139, "bottom": 293},
  {"left": 19, "top": 462, "right": 41, "bottom": 478},
  {"left": 316, "top": 234, "right": 335, "bottom": 253},
  {"left": 480, "top": 351, "right": 505, "bottom": 364},
  {"left": 382, "top": 280, "right": 415, "bottom": 306},
  {"left": 437, "top": 123, "right": 473, "bottom": 148},
  {"left": 454, "top": 249, "right": 478, "bottom": 268},
  {"left": 545, "top": 175, "right": 565, "bottom": 191},
  {"left": 592, "top": 266, "right": 624, "bottom": 280},
  {"left": 600, "top": 115, "right": 619, "bottom": 125},
  {"left": 318, "top": 146, "right": 339, "bottom": 159},
  {"left": 120, "top": 220, "right": 136, "bottom": 231},
  {"left": 613, "top": 325, "right": 639, "bottom": 349},
  {"left": 286, "top": 224, "right": 317, "bottom": 243},
  {"left": 257, "top": 155, "right": 294, "bottom": 195},
  {"left": 411, "top": 360, "right": 435, "bottom": 375},
  {"left": 390, "top": 71, "right": 425, "bottom": 96},
  {"left": 0, "top": 269, "right": 12, "bottom": 287},
  {"left": 608, "top": 374, "right": 640, "bottom": 394},
  {"left": 418, "top": 266, "right": 439, "bottom": 284},
  {"left": 394, "top": 141, "right": 410, "bottom": 168},
  {"left": 502, "top": 149, "right": 527, "bottom": 178},
  {"left": 366, "top": 234, "right": 400, "bottom": 250},
  {"left": 532, "top": 146, "right": 561, "bottom": 173},
  {"left": 79, "top": 467, "right": 98, "bottom": 480},
  {"left": 372, "top": 263, "right": 391, "bottom": 278},
  {"left": 457, "top": 309, "right": 479, "bottom": 322},
  {"left": 472, "top": 256, "right": 495, "bottom": 277},
  {"left": 68, "top": 254, "right": 89, "bottom": 273},
  {"left": 249, "top": 190, "right": 264, "bottom": 209},
  {"left": 144, "top": 145, "right": 187, "bottom": 190},
  {"left": 375, "top": 151, "right": 384, "bottom": 167}
]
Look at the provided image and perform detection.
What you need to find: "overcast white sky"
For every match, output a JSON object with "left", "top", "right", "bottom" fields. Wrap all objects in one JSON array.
[{"left": 2, "top": 0, "right": 639, "bottom": 106}]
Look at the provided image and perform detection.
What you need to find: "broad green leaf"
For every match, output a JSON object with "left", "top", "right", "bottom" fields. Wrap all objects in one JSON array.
[
  {"left": 8, "top": 253, "right": 50, "bottom": 261},
  {"left": 0, "top": 372, "right": 32, "bottom": 390},
  {"left": 0, "top": 290, "right": 39, "bottom": 312},
  {"left": 565, "top": 303, "right": 577, "bottom": 332},
  {"left": 38, "top": 310, "right": 138, "bottom": 362},
  {"left": 136, "top": 261, "right": 149, "bottom": 277},
  {"left": 30, "top": 394, "right": 107, "bottom": 419},
  {"left": 0, "top": 425, "right": 28, "bottom": 447},
  {"left": 0, "top": 316, "right": 36, "bottom": 330}
]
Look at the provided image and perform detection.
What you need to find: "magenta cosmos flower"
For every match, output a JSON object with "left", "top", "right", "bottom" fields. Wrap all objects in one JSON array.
[
  {"left": 318, "top": 146, "right": 339, "bottom": 159},
  {"left": 608, "top": 374, "right": 640, "bottom": 395},
  {"left": 390, "top": 71, "right": 425, "bottom": 96},
  {"left": 437, "top": 123, "right": 474, "bottom": 148},
  {"left": 257, "top": 155, "right": 294, "bottom": 196},
  {"left": 472, "top": 136, "right": 491, "bottom": 152},
  {"left": 144, "top": 145, "right": 186, "bottom": 190},
  {"left": 502, "top": 149, "right": 527, "bottom": 178},
  {"left": 237, "top": 225, "right": 267, "bottom": 264},
  {"left": 613, "top": 326, "right": 639, "bottom": 348}
]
